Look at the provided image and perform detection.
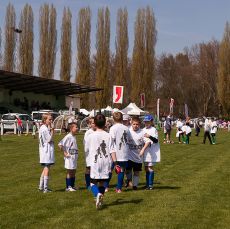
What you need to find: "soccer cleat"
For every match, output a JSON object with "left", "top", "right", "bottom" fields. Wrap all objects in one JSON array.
[
  {"left": 133, "top": 186, "right": 137, "bottom": 190},
  {"left": 105, "top": 188, "right": 109, "bottom": 193},
  {"left": 38, "top": 187, "right": 43, "bottom": 191},
  {"left": 96, "top": 193, "right": 103, "bottom": 210},
  {"left": 66, "top": 186, "right": 77, "bottom": 192},
  {"left": 115, "top": 189, "right": 122, "bottom": 193},
  {"left": 43, "top": 188, "right": 52, "bottom": 193}
]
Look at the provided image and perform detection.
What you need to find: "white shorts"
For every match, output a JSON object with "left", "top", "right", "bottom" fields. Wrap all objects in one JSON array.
[{"left": 64, "top": 154, "right": 78, "bottom": 170}]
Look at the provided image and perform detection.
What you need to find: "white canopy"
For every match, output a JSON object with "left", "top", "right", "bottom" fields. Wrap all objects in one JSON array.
[
  {"left": 80, "top": 109, "right": 89, "bottom": 116},
  {"left": 104, "top": 106, "right": 113, "bottom": 111},
  {"left": 121, "top": 103, "right": 146, "bottom": 116}
]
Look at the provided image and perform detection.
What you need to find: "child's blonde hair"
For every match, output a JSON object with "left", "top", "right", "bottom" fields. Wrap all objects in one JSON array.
[{"left": 42, "top": 113, "right": 52, "bottom": 124}]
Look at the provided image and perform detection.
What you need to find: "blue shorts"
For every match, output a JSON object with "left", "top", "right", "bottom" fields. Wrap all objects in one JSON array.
[{"left": 127, "top": 160, "right": 142, "bottom": 172}]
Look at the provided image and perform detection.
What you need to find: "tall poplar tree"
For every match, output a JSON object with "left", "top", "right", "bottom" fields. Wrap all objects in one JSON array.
[
  {"left": 18, "top": 4, "right": 34, "bottom": 75},
  {"left": 218, "top": 22, "right": 230, "bottom": 116},
  {"left": 130, "top": 8, "right": 145, "bottom": 105},
  {"left": 76, "top": 7, "right": 91, "bottom": 108},
  {"left": 4, "top": 3, "right": 16, "bottom": 71},
  {"left": 142, "top": 6, "right": 157, "bottom": 108},
  {"left": 115, "top": 8, "right": 129, "bottom": 105},
  {"left": 95, "top": 7, "right": 110, "bottom": 108},
  {"left": 38, "top": 4, "right": 57, "bottom": 78},
  {"left": 60, "top": 7, "right": 72, "bottom": 81}
]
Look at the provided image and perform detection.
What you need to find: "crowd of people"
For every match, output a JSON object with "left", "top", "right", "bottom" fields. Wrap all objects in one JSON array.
[{"left": 38, "top": 112, "right": 161, "bottom": 210}]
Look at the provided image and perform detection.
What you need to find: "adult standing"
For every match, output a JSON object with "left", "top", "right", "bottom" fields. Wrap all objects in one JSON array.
[
  {"left": 165, "top": 113, "right": 173, "bottom": 144},
  {"left": 203, "top": 117, "right": 212, "bottom": 144},
  {"left": 195, "top": 118, "right": 201, "bottom": 136},
  {"left": 17, "top": 117, "right": 23, "bottom": 136}
]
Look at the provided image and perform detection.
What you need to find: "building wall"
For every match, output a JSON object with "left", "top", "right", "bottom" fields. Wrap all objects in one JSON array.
[{"left": 0, "top": 87, "right": 66, "bottom": 110}]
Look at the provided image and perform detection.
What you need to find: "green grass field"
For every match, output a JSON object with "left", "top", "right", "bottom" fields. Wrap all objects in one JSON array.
[{"left": 0, "top": 130, "right": 230, "bottom": 229}]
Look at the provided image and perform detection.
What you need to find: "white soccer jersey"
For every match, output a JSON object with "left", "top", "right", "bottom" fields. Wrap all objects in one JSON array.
[
  {"left": 182, "top": 125, "right": 192, "bottom": 135},
  {"left": 210, "top": 121, "right": 217, "bottom": 134},
  {"left": 58, "top": 133, "right": 78, "bottom": 170},
  {"left": 143, "top": 126, "right": 161, "bottom": 163},
  {"left": 127, "top": 127, "right": 148, "bottom": 163},
  {"left": 39, "top": 124, "right": 55, "bottom": 164},
  {"left": 109, "top": 123, "right": 129, "bottom": 162},
  {"left": 85, "top": 130, "right": 112, "bottom": 179},
  {"left": 83, "top": 128, "right": 95, "bottom": 167}
]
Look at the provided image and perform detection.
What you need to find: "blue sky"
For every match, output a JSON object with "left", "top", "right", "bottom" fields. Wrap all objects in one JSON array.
[{"left": 0, "top": 0, "right": 230, "bottom": 78}]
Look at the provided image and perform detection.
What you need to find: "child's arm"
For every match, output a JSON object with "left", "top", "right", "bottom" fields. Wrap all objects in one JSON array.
[
  {"left": 144, "top": 133, "right": 158, "bottom": 143},
  {"left": 58, "top": 143, "right": 70, "bottom": 158},
  {"left": 139, "top": 141, "right": 151, "bottom": 157}
]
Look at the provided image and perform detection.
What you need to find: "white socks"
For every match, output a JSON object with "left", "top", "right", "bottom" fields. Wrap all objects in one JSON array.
[
  {"left": 39, "top": 175, "right": 44, "bottom": 190},
  {"left": 44, "top": 176, "right": 49, "bottom": 190}
]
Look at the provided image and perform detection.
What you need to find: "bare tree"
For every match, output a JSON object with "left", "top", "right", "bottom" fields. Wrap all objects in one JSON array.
[
  {"left": 218, "top": 22, "right": 230, "bottom": 117},
  {"left": 4, "top": 3, "right": 16, "bottom": 71},
  {"left": 38, "top": 4, "right": 57, "bottom": 78},
  {"left": 95, "top": 7, "right": 110, "bottom": 108},
  {"left": 0, "top": 27, "right": 2, "bottom": 68},
  {"left": 60, "top": 7, "right": 72, "bottom": 81},
  {"left": 76, "top": 7, "right": 91, "bottom": 108},
  {"left": 18, "top": 4, "right": 34, "bottom": 75}
]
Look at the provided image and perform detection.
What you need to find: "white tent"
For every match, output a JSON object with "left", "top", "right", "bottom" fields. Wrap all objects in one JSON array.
[
  {"left": 121, "top": 103, "right": 146, "bottom": 116},
  {"left": 80, "top": 109, "right": 89, "bottom": 116},
  {"left": 104, "top": 106, "right": 113, "bottom": 112}
]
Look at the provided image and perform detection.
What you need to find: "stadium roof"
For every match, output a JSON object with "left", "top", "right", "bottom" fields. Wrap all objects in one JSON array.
[{"left": 0, "top": 70, "right": 102, "bottom": 95}]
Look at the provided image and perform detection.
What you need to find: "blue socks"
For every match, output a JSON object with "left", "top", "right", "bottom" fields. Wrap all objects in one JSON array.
[
  {"left": 98, "top": 186, "right": 105, "bottom": 195},
  {"left": 146, "top": 172, "right": 150, "bottom": 187},
  {"left": 91, "top": 184, "right": 99, "bottom": 197},
  {"left": 104, "top": 172, "right": 112, "bottom": 189},
  {"left": 149, "top": 171, "right": 154, "bottom": 187},
  {"left": 66, "top": 177, "right": 75, "bottom": 188},
  {"left": 117, "top": 172, "right": 124, "bottom": 190},
  {"left": 85, "top": 174, "right": 91, "bottom": 189}
]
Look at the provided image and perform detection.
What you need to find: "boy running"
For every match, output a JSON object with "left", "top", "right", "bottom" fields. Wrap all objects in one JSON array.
[{"left": 84, "top": 114, "right": 113, "bottom": 209}]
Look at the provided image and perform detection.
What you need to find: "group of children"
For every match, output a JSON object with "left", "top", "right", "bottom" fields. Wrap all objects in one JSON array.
[{"left": 38, "top": 112, "right": 161, "bottom": 209}]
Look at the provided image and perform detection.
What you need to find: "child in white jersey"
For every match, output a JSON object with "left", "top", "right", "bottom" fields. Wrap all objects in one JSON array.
[
  {"left": 126, "top": 116, "right": 150, "bottom": 190},
  {"left": 58, "top": 121, "right": 78, "bottom": 191},
  {"left": 109, "top": 112, "right": 129, "bottom": 193},
  {"left": 38, "top": 113, "right": 55, "bottom": 193},
  {"left": 142, "top": 114, "right": 160, "bottom": 190},
  {"left": 84, "top": 114, "right": 113, "bottom": 210},
  {"left": 210, "top": 117, "right": 218, "bottom": 144},
  {"left": 83, "top": 117, "right": 96, "bottom": 189}
]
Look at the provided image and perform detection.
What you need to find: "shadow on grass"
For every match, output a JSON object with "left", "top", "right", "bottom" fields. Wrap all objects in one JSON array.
[{"left": 103, "top": 198, "right": 143, "bottom": 208}]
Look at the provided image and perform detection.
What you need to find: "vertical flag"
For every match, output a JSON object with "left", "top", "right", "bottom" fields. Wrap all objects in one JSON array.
[
  {"left": 140, "top": 93, "right": 145, "bottom": 108},
  {"left": 113, "top": 86, "right": 124, "bottom": 104},
  {"left": 185, "top": 103, "right": 189, "bottom": 118},
  {"left": 169, "top": 98, "right": 174, "bottom": 114},
  {"left": 157, "top": 98, "right": 160, "bottom": 120}
]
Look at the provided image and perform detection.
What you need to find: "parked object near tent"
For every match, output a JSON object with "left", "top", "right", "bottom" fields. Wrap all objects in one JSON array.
[{"left": 121, "top": 103, "right": 147, "bottom": 116}]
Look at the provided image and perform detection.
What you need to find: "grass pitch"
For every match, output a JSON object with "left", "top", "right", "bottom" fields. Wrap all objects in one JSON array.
[{"left": 0, "top": 130, "right": 229, "bottom": 229}]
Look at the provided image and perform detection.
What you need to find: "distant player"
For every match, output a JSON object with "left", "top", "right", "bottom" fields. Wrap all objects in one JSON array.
[
  {"left": 109, "top": 112, "right": 129, "bottom": 193},
  {"left": 176, "top": 118, "right": 183, "bottom": 144},
  {"left": 181, "top": 122, "right": 192, "bottom": 144},
  {"left": 38, "top": 113, "right": 55, "bottom": 193},
  {"left": 126, "top": 116, "right": 150, "bottom": 190},
  {"left": 58, "top": 121, "right": 78, "bottom": 191},
  {"left": 83, "top": 117, "right": 96, "bottom": 189},
  {"left": 142, "top": 114, "right": 160, "bottom": 190},
  {"left": 84, "top": 114, "right": 113, "bottom": 209},
  {"left": 210, "top": 117, "right": 218, "bottom": 144}
]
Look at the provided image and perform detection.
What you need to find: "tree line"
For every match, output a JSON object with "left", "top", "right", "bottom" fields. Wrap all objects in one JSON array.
[{"left": 0, "top": 3, "right": 229, "bottom": 118}]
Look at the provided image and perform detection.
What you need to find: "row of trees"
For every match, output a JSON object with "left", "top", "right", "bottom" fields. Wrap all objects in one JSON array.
[{"left": 0, "top": 3, "right": 229, "bottom": 117}]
